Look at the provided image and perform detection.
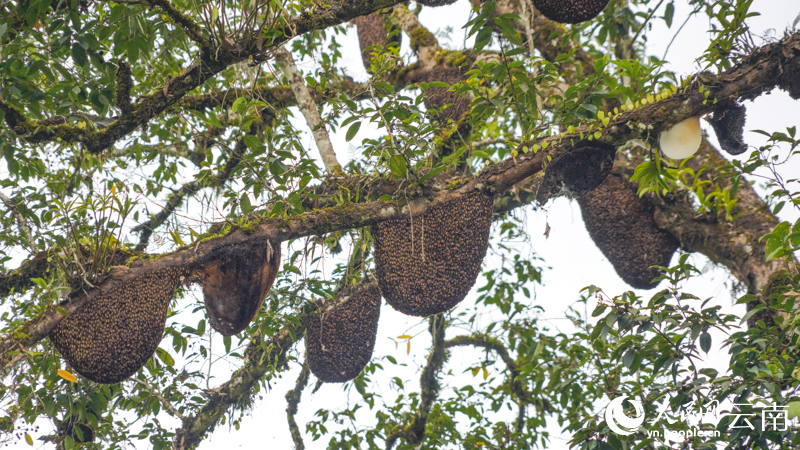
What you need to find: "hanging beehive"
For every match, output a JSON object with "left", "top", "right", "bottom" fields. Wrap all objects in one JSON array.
[
  {"left": 416, "top": 68, "right": 470, "bottom": 123},
  {"left": 305, "top": 283, "right": 382, "bottom": 383},
  {"left": 536, "top": 141, "right": 617, "bottom": 204},
  {"left": 49, "top": 267, "right": 187, "bottom": 384},
  {"left": 355, "top": 13, "right": 402, "bottom": 71},
  {"left": 201, "top": 237, "right": 281, "bottom": 336},
  {"left": 416, "top": 0, "right": 459, "bottom": 7},
  {"left": 709, "top": 102, "right": 747, "bottom": 155},
  {"left": 578, "top": 173, "right": 679, "bottom": 289},
  {"left": 372, "top": 190, "right": 494, "bottom": 316},
  {"left": 530, "top": 0, "right": 610, "bottom": 24}
]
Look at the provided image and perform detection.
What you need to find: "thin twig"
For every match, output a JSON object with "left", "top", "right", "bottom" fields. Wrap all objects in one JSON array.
[{"left": 0, "top": 191, "right": 36, "bottom": 254}]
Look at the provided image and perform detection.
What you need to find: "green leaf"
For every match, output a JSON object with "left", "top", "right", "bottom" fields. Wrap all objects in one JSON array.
[
  {"left": 346, "top": 121, "right": 361, "bottom": 142},
  {"left": 240, "top": 193, "right": 253, "bottom": 214},
  {"left": 699, "top": 331, "right": 712, "bottom": 354},
  {"left": 664, "top": 2, "right": 675, "bottom": 28},
  {"left": 622, "top": 349, "right": 635, "bottom": 368},
  {"left": 388, "top": 155, "right": 407, "bottom": 179}
]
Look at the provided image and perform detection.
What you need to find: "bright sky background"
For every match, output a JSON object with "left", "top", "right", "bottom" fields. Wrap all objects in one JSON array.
[{"left": 6, "top": 0, "right": 800, "bottom": 448}]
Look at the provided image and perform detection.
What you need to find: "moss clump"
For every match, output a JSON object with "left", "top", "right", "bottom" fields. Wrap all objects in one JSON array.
[
  {"left": 200, "top": 237, "right": 281, "bottom": 336},
  {"left": 305, "top": 283, "right": 381, "bottom": 383},
  {"left": 530, "top": 0, "right": 610, "bottom": 24},
  {"left": 372, "top": 190, "right": 494, "bottom": 316},
  {"left": 578, "top": 173, "right": 679, "bottom": 289},
  {"left": 49, "top": 267, "right": 188, "bottom": 384},
  {"left": 409, "top": 26, "right": 436, "bottom": 51}
]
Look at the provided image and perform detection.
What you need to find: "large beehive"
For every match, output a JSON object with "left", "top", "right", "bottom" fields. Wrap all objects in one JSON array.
[
  {"left": 49, "top": 267, "right": 187, "bottom": 384},
  {"left": 530, "top": 0, "right": 610, "bottom": 24},
  {"left": 355, "top": 13, "right": 402, "bottom": 71},
  {"left": 305, "top": 283, "right": 382, "bottom": 383},
  {"left": 536, "top": 141, "right": 616, "bottom": 204},
  {"left": 372, "top": 190, "right": 494, "bottom": 316},
  {"left": 578, "top": 174, "right": 679, "bottom": 289},
  {"left": 416, "top": 69, "right": 470, "bottom": 123},
  {"left": 709, "top": 102, "right": 747, "bottom": 156},
  {"left": 201, "top": 237, "right": 281, "bottom": 336}
]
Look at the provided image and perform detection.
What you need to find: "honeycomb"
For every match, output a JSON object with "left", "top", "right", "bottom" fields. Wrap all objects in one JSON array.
[
  {"left": 306, "top": 283, "right": 382, "bottom": 383},
  {"left": 50, "top": 267, "right": 187, "bottom": 384},
  {"left": 201, "top": 237, "right": 281, "bottom": 336},
  {"left": 372, "top": 190, "right": 494, "bottom": 316},
  {"left": 578, "top": 173, "right": 679, "bottom": 289},
  {"left": 530, "top": 0, "right": 610, "bottom": 24},
  {"left": 355, "top": 13, "right": 402, "bottom": 70}
]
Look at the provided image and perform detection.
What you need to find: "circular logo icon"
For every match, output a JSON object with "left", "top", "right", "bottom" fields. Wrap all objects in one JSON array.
[{"left": 605, "top": 395, "right": 645, "bottom": 435}]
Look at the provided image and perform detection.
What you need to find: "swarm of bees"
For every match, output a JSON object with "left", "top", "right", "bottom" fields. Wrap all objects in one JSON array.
[
  {"left": 49, "top": 267, "right": 188, "bottom": 384},
  {"left": 354, "top": 13, "right": 402, "bottom": 71},
  {"left": 305, "top": 283, "right": 382, "bottom": 383},
  {"left": 578, "top": 173, "right": 680, "bottom": 289},
  {"left": 372, "top": 191, "right": 494, "bottom": 316},
  {"left": 530, "top": 0, "right": 610, "bottom": 24}
]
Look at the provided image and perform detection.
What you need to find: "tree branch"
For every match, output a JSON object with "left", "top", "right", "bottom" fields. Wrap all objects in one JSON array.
[
  {"left": 274, "top": 46, "right": 342, "bottom": 174},
  {"left": 385, "top": 315, "right": 446, "bottom": 450},
  {"left": 0, "top": 191, "right": 36, "bottom": 254},
  {"left": 285, "top": 361, "right": 310, "bottom": 450}
]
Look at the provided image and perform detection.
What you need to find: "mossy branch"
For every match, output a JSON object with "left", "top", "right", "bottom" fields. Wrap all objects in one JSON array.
[
  {"left": 115, "top": 60, "right": 134, "bottom": 115},
  {"left": 285, "top": 361, "right": 310, "bottom": 450},
  {"left": 385, "top": 315, "right": 446, "bottom": 450},
  {"left": 147, "top": 0, "right": 210, "bottom": 48}
]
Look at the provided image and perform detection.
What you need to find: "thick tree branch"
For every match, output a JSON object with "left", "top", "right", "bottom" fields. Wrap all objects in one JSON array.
[{"left": 274, "top": 46, "right": 342, "bottom": 174}]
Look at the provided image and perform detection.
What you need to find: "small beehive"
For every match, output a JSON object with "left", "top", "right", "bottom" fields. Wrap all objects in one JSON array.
[
  {"left": 536, "top": 141, "right": 616, "bottom": 204},
  {"left": 372, "top": 190, "right": 494, "bottom": 316},
  {"left": 305, "top": 283, "right": 382, "bottom": 383},
  {"left": 709, "top": 102, "right": 747, "bottom": 155},
  {"left": 578, "top": 173, "right": 679, "bottom": 289},
  {"left": 416, "top": 69, "right": 470, "bottom": 123},
  {"left": 201, "top": 237, "right": 281, "bottom": 336},
  {"left": 530, "top": 0, "right": 610, "bottom": 24},
  {"left": 49, "top": 267, "right": 187, "bottom": 384},
  {"left": 416, "top": 0, "right": 459, "bottom": 6},
  {"left": 355, "top": 13, "right": 402, "bottom": 71}
]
